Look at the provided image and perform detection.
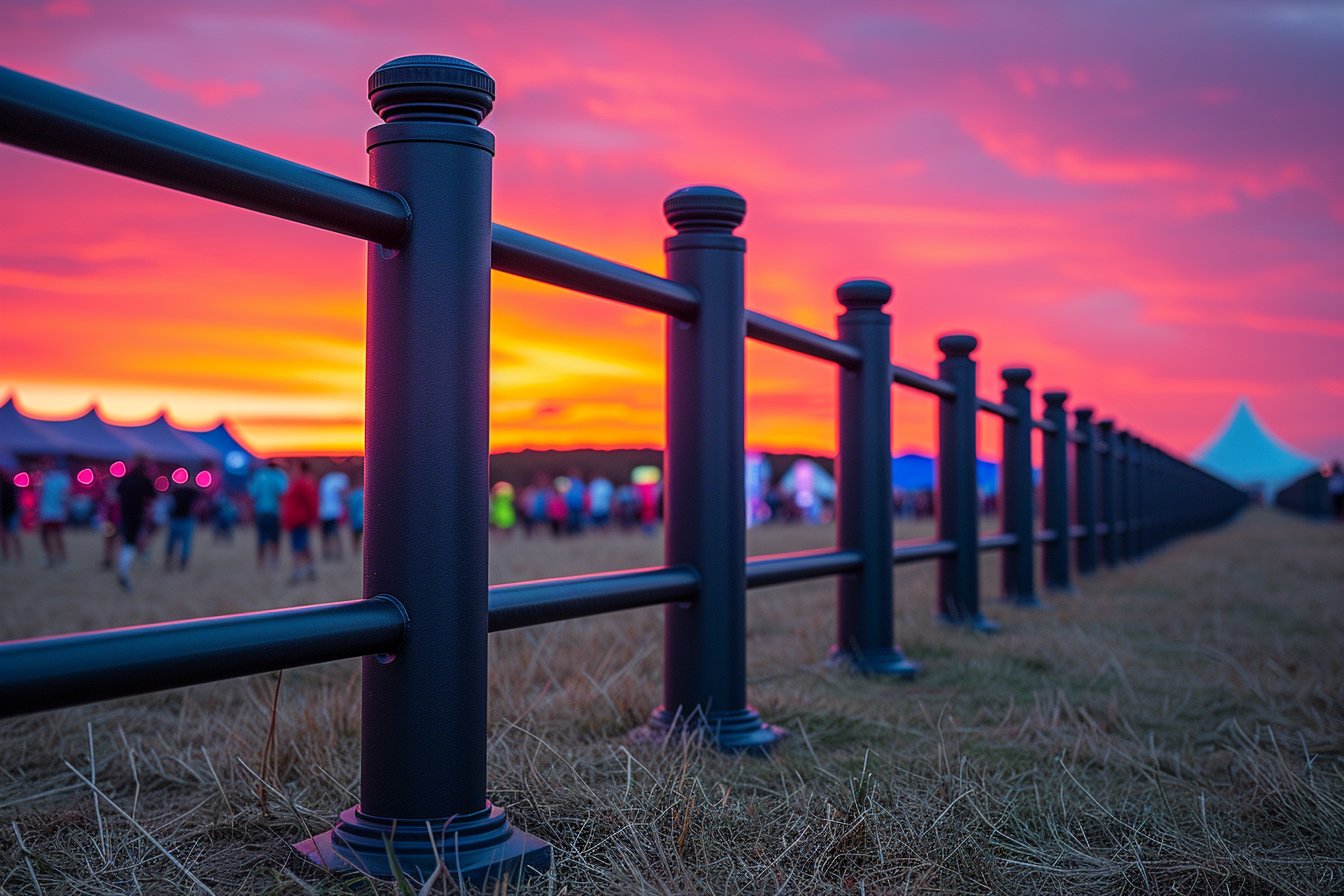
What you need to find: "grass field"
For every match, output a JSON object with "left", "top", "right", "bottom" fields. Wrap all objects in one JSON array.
[{"left": 2, "top": 508, "right": 1342, "bottom": 894}]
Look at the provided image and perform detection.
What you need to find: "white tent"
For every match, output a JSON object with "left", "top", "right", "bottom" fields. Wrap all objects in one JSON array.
[{"left": 1194, "top": 400, "right": 1317, "bottom": 500}]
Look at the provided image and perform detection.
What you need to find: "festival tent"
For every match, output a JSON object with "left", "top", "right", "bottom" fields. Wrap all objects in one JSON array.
[
  {"left": 891, "top": 453, "right": 1001, "bottom": 496},
  {"left": 0, "top": 398, "right": 80, "bottom": 458},
  {"left": 1194, "top": 400, "right": 1317, "bottom": 499},
  {"left": 116, "top": 413, "right": 221, "bottom": 466},
  {"left": 29, "top": 408, "right": 153, "bottom": 461},
  {"left": 778, "top": 458, "right": 835, "bottom": 523},
  {"left": 186, "top": 421, "right": 257, "bottom": 489}
]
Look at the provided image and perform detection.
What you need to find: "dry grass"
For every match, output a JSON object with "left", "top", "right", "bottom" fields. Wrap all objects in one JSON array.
[{"left": 2, "top": 508, "right": 1342, "bottom": 894}]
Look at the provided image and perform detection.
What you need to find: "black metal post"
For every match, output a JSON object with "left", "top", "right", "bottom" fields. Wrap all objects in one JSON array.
[
  {"left": 1074, "top": 408, "right": 1099, "bottom": 575},
  {"left": 296, "top": 56, "right": 549, "bottom": 884},
  {"left": 1131, "top": 435, "right": 1145, "bottom": 558},
  {"left": 1042, "top": 391, "right": 1072, "bottom": 592},
  {"left": 1117, "top": 430, "right": 1134, "bottom": 562},
  {"left": 832, "top": 279, "right": 917, "bottom": 676},
  {"left": 936, "top": 335, "right": 998, "bottom": 632},
  {"left": 1098, "top": 419, "right": 1119, "bottom": 567},
  {"left": 999, "top": 368, "right": 1039, "bottom": 607},
  {"left": 646, "top": 186, "right": 785, "bottom": 751}
]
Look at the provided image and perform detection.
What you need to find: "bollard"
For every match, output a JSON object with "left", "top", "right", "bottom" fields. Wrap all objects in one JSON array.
[
  {"left": 1097, "top": 419, "right": 1119, "bottom": 567},
  {"left": 832, "top": 280, "right": 918, "bottom": 676},
  {"left": 296, "top": 56, "right": 550, "bottom": 883},
  {"left": 936, "top": 335, "right": 998, "bottom": 631},
  {"left": 1041, "top": 391, "right": 1072, "bottom": 592},
  {"left": 645, "top": 185, "right": 786, "bottom": 751},
  {"left": 999, "top": 367, "right": 1039, "bottom": 606},
  {"left": 1073, "top": 408, "right": 1099, "bottom": 575}
]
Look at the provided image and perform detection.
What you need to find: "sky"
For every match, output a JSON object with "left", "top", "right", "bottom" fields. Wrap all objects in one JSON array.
[{"left": 2, "top": 0, "right": 1341, "bottom": 461}]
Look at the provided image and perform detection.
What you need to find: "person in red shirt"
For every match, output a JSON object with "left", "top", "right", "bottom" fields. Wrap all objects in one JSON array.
[{"left": 281, "top": 460, "right": 319, "bottom": 583}]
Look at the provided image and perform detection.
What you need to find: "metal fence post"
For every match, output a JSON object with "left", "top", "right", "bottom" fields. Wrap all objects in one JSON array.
[
  {"left": 832, "top": 279, "right": 918, "bottom": 677},
  {"left": 647, "top": 185, "right": 786, "bottom": 751},
  {"left": 1131, "top": 436, "right": 1146, "bottom": 558},
  {"left": 1097, "top": 419, "right": 1119, "bottom": 567},
  {"left": 936, "top": 335, "right": 998, "bottom": 632},
  {"left": 999, "top": 367, "right": 1039, "bottom": 606},
  {"left": 1073, "top": 407, "right": 1099, "bottom": 575},
  {"left": 295, "top": 56, "right": 550, "bottom": 884},
  {"left": 1041, "top": 391, "right": 1072, "bottom": 592},
  {"left": 1116, "top": 430, "right": 1133, "bottom": 562}
]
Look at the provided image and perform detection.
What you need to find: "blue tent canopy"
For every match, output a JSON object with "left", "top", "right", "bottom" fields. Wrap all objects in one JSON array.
[{"left": 891, "top": 452, "right": 1001, "bottom": 496}]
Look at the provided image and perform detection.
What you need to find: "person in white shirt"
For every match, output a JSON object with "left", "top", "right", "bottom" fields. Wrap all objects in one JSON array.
[{"left": 318, "top": 468, "right": 350, "bottom": 560}]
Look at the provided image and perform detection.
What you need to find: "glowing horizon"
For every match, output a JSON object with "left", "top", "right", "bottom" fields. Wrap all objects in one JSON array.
[{"left": 3, "top": 1, "right": 1341, "bottom": 462}]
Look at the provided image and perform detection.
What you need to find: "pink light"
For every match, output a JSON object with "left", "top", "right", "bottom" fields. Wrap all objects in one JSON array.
[
  {"left": 109, "top": 460, "right": 126, "bottom": 478},
  {"left": 195, "top": 470, "right": 213, "bottom": 488},
  {"left": 172, "top": 467, "right": 188, "bottom": 484},
  {"left": 13, "top": 471, "right": 30, "bottom": 488},
  {"left": 154, "top": 475, "right": 169, "bottom": 492},
  {"left": 77, "top": 468, "right": 95, "bottom": 486}
]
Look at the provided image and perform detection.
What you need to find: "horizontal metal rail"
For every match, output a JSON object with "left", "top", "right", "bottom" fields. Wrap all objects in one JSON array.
[
  {"left": 891, "top": 364, "right": 956, "bottom": 399},
  {"left": 977, "top": 533, "right": 1018, "bottom": 551},
  {"left": 487, "top": 565, "right": 699, "bottom": 632},
  {"left": 491, "top": 224, "right": 700, "bottom": 319},
  {"left": 745, "top": 548, "right": 863, "bottom": 588},
  {"left": 976, "top": 397, "right": 1020, "bottom": 420},
  {"left": 893, "top": 538, "right": 957, "bottom": 564},
  {"left": 0, "top": 67, "right": 410, "bottom": 247},
  {"left": 0, "top": 597, "right": 407, "bottom": 718},
  {"left": 745, "top": 312, "right": 861, "bottom": 368},
  {"left": 1035, "top": 418, "right": 1059, "bottom": 435},
  {"left": 1036, "top": 528, "right": 1059, "bottom": 544}
]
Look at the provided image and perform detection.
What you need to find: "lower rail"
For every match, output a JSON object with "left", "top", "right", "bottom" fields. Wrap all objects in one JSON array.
[
  {"left": 0, "top": 596, "right": 407, "bottom": 719},
  {"left": 488, "top": 566, "right": 700, "bottom": 631}
]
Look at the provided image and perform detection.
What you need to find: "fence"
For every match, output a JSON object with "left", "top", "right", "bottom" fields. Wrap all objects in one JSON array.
[
  {"left": 0, "top": 55, "right": 1249, "bottom": 885},
  {"left": 1274, "top": 468, "right": 1333, "bottom": 518}
]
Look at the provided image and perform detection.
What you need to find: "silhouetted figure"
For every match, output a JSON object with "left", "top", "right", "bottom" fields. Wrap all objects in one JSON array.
[
  {"left": 1328, "top": 460, "right": 1344, "bottom": 521},
  {"left": 347, "top": 482, "right": 364, "bottom": 554},
  {"left": 0, "top": 464, "right": 21, "bottom": 563},
  {"left": 164, "top": 480, "right": 200, "bottom": 571},
  {"left": 116, "top": 457, "right": 156, "bottom": 592},
  {"left": 249, "top": 460, "right": 287, "bottom": 569},
  {"left": 282, "top": 460, "right": 319, "bottom": 583}
]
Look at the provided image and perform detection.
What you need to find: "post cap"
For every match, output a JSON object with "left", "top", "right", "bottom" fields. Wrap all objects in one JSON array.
[
  {"left": 1074, "top": 406, "right": 1094, "bottom": 422},
  {"left": 664, "top": 185, "right": 746, "bottom": 233},
  {"left": 369, "top": 55, "right": 495, "bottom": 124},
  {"left": 1097, "top": 418, "right": 1115, "bottom": 431},
  {"left": 836, "top": 279, "right": 892, "bottom": 310},
  {"left": 1042, "top": 390, "right": 1068, "bottom": 406},
  {"left": 937, "top": 333, "right": 977, "bottom": 358},
  {"left": 1001, "top": 366, "right": 1033, "bottom": 385}
]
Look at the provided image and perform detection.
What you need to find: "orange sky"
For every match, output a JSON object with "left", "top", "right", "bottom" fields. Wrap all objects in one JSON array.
[{"left": 2, "top": 1, "right": 1342, "bottom": 461}]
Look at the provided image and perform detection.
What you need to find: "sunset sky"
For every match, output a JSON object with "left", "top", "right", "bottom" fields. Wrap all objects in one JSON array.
[{"left": 2, "top": 0, "right": 1341, "bottom": 462}]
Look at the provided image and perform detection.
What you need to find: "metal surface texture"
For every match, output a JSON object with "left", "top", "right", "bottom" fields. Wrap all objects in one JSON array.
[
  {"left": 746, "top": 310, "right": 862, "bottom": 368},
  {"left": 999, "top": 368, "right": 1039, "bottom": 606},
  {"left": 492, "top": 223, "right": 699, "bottom": 318},
  {"left": 891, "top": 364, "right": 957, "bottom": 399},
  {"left": 650, "top": 185, "right": 785, "bottom": 752},
  {"left": 1041, "top": 391, "right": 1072, "bottom": 593},
  {"left": 893, "top": 539, "right": 957, "bottom": 564},
  {"left": 935, "top": 335, "right": 997, "bottom": 632},
  {"left": 0, "top": 66, "right": 409, "bottom": 246},
  {"left": 488, "top": 566, "right": 700, "bottom": 631},
  {"left": 0, "top": 597, "right": 406, "bottom": 718},
  {"left": 297, "top": 55, "right": 551, "bottom": 885},
  {"left": 831, "top": 279, "right": 917, "bottom": 677},
  {"left": 1073, "top": 408, "right": 1100, "bottom": 574},
  {"left": 746, "top": 549, "right": 863, "bottom": 589}
]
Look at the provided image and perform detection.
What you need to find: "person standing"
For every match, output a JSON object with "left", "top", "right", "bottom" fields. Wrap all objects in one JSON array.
[
  {"left": 281, "top": 460, "right": 319, "bottom": 583},
  {"left": 116, "top": 456, "right": 156, "bottom": 592},
  {"left": 37, "top": 457, "right": 71, "bottom": 567},
  {"left": 317, "top": 466, "right": 350, "bottom": 560},
  {"left": 346, "top": 480, "right": 364, "bottom": 554},
  {"left": 0, "top": 463, "right": 21, "bottom": 563},
  {"left": 248, "top": 460, "right": 287, "bottom": 570},
  {"left": 164, "top": 478, "right": 201, "bottom": 571}
]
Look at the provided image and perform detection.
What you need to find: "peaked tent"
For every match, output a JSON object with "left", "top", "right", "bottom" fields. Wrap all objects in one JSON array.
[
  {"left": 1194, "top": 400, "right": 1317, "bottom": 499},
  {"left": 115, "top": 414, "right": 220, "bottom": 466},
  {"left": 0, "top": 398, "right": 77, "bottom": 458},
  {"left": 30, "top": 408, "right": 152, "bottom": 461}
]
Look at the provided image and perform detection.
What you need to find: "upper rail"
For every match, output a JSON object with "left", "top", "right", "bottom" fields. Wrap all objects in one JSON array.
[
  {"left": 892, "top": 364, "right": 956, "bottom": 399},
  {"left": 0, "top": 66, "right": 411, "bottom": 246},
  {"left": 746, "top": 312, "right": 861, "bottom": 367}
]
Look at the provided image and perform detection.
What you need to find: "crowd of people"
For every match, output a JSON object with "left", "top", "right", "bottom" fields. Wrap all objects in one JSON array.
[{"left": 489, "top": 472, "right": 662, "bottom": 537}]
